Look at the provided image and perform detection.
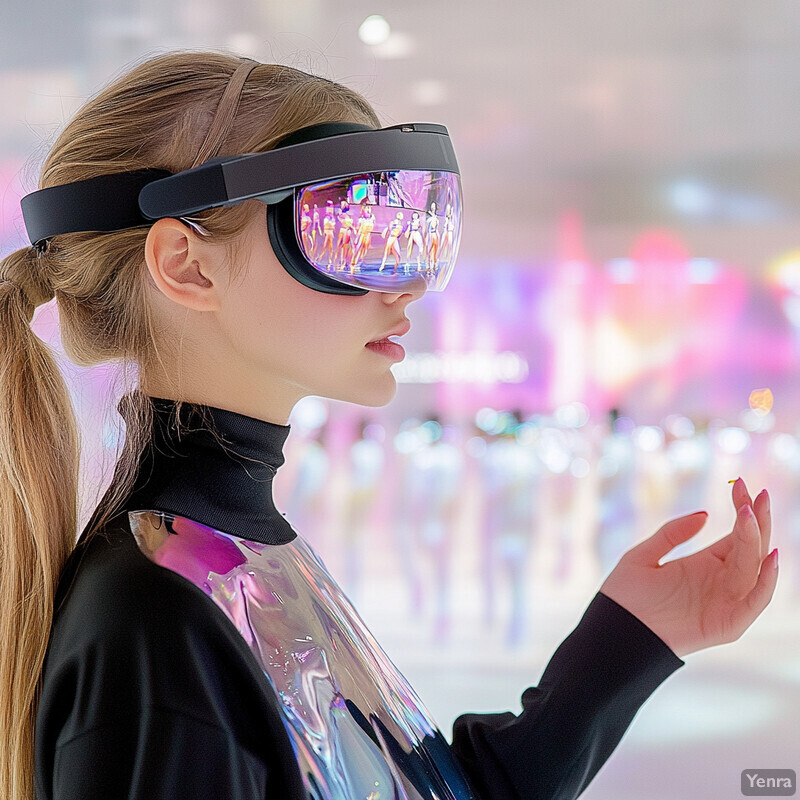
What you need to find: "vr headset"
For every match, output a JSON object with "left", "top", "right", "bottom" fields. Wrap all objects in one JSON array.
[{"left": 21, "top": 121, "right": 462, "bottom": 296}]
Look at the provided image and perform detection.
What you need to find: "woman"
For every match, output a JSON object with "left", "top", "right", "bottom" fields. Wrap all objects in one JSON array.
[
  {"left": 0, "top": 52, "right": 777, "bottom": 800},
  {"left": 379, "top": 211, "right": 406, "bottom": 273},
  {"left": 405, "top": 209, "right": 426, "bottom": 269},
  {"left": 351, "top": 203, "right": 377, "bottom": 271},
  {"left": 425, "top": 200, "right": 441, "bottom": 271},
  {"left": 320, "top": 201, "right": 337, "bottom": 267},
  {"left": 335, "top": 200, "right": 355, "bottom": 269}
]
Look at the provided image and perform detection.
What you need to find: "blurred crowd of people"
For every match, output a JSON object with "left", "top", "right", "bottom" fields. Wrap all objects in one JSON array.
[{"left": 276, "top": 402, "right": 800, "bottom": 647}]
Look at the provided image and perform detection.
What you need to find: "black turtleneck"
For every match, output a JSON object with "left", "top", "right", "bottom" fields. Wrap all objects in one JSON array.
[
  {"left": 119, "top": 394, "right": 296, "bottom": 545},
  {"left": 34, "top": 393, "right": 684, "bottom": 800},
  {"left": 34, "top": 394, "right": 308, "bottom": 800}
]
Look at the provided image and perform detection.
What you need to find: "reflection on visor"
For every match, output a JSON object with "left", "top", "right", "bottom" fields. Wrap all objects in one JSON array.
[{"left": 295, "top": 170, "right": 462, "bottom": 293}]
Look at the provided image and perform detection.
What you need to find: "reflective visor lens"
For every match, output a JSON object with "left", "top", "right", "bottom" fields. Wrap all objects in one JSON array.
[{"left": 295, "top": 170, "right": 462, "bottom": 293}]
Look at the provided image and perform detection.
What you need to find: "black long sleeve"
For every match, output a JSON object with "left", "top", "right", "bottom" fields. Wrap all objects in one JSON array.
[{"left": 450, "top": 591, "right": 684, "bottom": 800}]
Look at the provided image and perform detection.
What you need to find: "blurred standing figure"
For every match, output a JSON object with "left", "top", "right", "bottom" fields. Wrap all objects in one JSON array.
[
  {"left": 340, "top": 419, "right": 386, "bottom": 601},
  {"left": 401, "top": 417, "right": 463, "bottom": 639},
  {"left": 285, "top": 425, "right": 330, "bottom": 545},
  {"left": 595, "top": 410, "right": 637, "bottom": 575},
  {"left": 480, "top": 420, "right": 542, "bottom": 646}
]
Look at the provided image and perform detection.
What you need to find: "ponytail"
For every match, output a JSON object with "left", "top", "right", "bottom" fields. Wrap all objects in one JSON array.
[{"left": 0, "top": 247, "right": 80, "bottom": 800}]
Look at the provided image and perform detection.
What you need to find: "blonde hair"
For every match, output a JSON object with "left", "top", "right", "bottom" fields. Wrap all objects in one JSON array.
[{"left": 0, "top": 50, "right": 379, "bottom": 799}]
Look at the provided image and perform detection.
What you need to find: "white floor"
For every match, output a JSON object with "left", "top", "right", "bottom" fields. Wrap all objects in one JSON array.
[{"left": 349, "top": 564, "right": 800, "bottom": 800}]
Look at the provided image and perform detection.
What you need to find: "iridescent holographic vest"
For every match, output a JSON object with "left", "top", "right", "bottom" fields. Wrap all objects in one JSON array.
[{"left": 130, "top": 509, "right": 475, "bottom": 800}]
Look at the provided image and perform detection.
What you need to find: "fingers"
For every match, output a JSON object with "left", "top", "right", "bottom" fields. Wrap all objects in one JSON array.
[
  {"left": 731, "top": 476, "right": 753, "bottom": 512},
  {"left": 727, "top": 548, "right": 779, "bottom": 641},
  {"left": 628, "top": 511, "right": 708, "bottom": 566},
  {"left": 731, "top": 478, "right": 771, "bottom": 561},
  {"left": 725, "top": 503, "right": 764, "bottom": 599},
  {"left": 753, "top": 489, "right": 772, "bottom": 560}
]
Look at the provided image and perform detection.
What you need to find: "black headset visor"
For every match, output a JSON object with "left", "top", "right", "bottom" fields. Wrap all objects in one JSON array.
[
  {"left": 21, "top": 123, "right": 459, "bottom": 244},
  {"left": 20, "top": 122, "right": 462, "bottom": 296}
]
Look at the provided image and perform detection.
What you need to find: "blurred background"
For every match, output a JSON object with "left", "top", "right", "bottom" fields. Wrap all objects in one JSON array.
[{"left": 3, "top": 1, "right": 799, "bottom": 797}]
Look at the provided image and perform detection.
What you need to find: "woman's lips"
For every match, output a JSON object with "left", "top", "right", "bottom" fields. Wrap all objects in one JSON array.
[
  {"left": 366, "top": 319, "right": 410, "bottom": 361},
  {"left": 365, "top": 338, "right": 406, "bottom": 361}
]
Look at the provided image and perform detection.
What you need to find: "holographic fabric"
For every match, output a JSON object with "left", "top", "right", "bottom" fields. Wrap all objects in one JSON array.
[{"left": 129, "top": 509, "right": 475, "bottom": 800}]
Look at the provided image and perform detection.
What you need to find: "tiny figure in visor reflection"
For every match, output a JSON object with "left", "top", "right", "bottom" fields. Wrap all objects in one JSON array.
[
  {"left": 300, "top": 203, "right": 314, "bottom": 257},
  {"left": 320, "top": 206, "right": 337, "bottom": 267},
  {"left": 405, "top": 210, "right": 425, "bottom": 268},
  {"left": 425, "top": 201, "right": 441, "bottom": 271},
  {"left": 312, "top": 204, "right": 322, "bottom": 254},
  {"left": 335, "top": 202, "right": 354, "bottom": 269},
  {"left": 351, "top": 203, "right": 376, "bottom": 272},
  {"left": 14, "top": 51, "right": 779, "bottom": 800},
  {"left": 441, "top": 203, "right": 456, "bottom": 264},
  {"left": 379, "top": 212, "right": 405, "bottom": 273}
]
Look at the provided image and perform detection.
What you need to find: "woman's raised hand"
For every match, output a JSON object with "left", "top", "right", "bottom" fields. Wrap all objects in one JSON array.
[{"left": 599, "top": 478, "right": 779, "bottom": 658}]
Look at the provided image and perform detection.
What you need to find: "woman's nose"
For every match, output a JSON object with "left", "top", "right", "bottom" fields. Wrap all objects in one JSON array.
[{"left": 379, "top": 289, "right": 426, "bottom": 305}]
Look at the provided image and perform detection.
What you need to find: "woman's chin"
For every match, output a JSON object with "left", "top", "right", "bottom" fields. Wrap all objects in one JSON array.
[{"left": 329, "top": 374, "right": 398, "bottom": 408}]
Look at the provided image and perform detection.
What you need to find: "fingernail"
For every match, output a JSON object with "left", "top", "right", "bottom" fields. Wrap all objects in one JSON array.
[
  {"left": 770, "top": 547, "right": 779, "bottom": 565},
  {"left": 728, "top": 477, "right": 740, "bottom": 484},
  {"left": 763, "top": 490, "right": 771, "bottom": 513}
]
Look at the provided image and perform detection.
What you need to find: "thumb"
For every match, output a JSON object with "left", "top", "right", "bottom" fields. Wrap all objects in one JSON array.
[{"left": 627, "top": 511, "right": 708, "bottom": 566}]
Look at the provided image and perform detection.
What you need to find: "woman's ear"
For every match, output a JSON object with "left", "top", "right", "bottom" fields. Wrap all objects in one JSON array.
[{"left": 144, "top": 218, "right": 222, "bottom": 311}]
